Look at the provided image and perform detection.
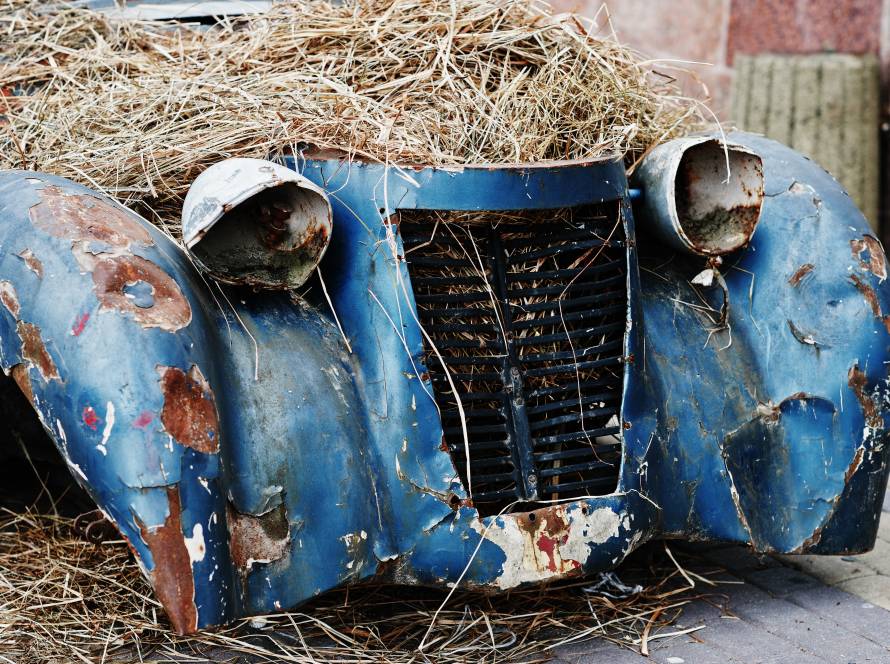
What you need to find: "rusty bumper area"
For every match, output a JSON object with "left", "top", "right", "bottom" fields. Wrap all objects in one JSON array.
[{"left": 0, "top": 132, "right": 887, "bottom": 634}]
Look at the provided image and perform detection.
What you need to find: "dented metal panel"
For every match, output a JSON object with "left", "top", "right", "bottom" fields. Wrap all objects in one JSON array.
[{"left": 0, "top": 131, "right": 887, "bottom": 634}]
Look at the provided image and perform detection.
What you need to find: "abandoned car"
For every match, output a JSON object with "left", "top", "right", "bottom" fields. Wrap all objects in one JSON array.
[{"left": 0, "top": 129, "right": 888, "bottom": 633}]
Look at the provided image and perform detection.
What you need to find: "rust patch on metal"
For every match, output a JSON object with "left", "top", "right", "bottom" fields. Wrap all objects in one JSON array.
[
  {"left": 11, "top": 364, "right": 34, "bottom": 404},
  {"left": 757, "top": 393, "right": 811, "bottom": 424},
  {"left": 27, "top": 185, "right": 191, "bottom": 332},
  {"left": 257, "top": 200, "right": 296, "bottom": 249},
  {"left": 17, "top": 249, "right": 43, "bottom": 278},
  {"left": 293, "top": 222, "right": 329, "bottom": 261},
  {"left": 16, "top": 321, "right": 60, "bottom": 383},
  {"left": 850, "top": 274, "right": 890, "bottom": 333},
  {"left": 28, "top": 185, "right": 153, "bottom": 249},
  {"left": 158, "top": 365, "right": 219, "bottom": 454},
  {"left": 139, "top": 486, "right": 198, "bottom": 635},
  {"left": 788, "top": 263, "right": 814, "bottom": 287},
  {"left": 845, "top": 446, "right": 865, "bottom": 484},
  {"left": 851, "top": 235, "right": 887, "bottom": 280},
  {"left": 226, "top": 502, "right": 289, "bottom": 572},
  {"left": 848, "top": 365, "right": 882, "bottom": 429},
  {"left": 787, "top": 319, "right": 825, "bottom": 348},
  {"left": 91, "top": 255, "right": 191, "bottom": 332},
  {"left": 0, "top": 280, "right": 20, "bottom": 318}
]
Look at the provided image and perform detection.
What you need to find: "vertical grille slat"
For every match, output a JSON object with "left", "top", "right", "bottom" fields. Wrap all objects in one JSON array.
[{"left": 402, "top": 203, "right": 627, "bottom": 516}]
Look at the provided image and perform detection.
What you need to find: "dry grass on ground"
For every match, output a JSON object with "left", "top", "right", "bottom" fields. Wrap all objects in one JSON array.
[{"left": 0, "top": 506, "right": 723, "bottom": 663}]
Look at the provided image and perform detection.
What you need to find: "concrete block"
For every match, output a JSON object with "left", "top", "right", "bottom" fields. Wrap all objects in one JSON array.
[
  {"left": 731, "top": 55, "right": 752, "bottom": 127},
  {"left": 732, "top": 53, "right": 880, "bottom": 230},
  {"left": 766, "top": 56, "right": 792, "bottom": 145},
  {"left": 746, "top": 55, "right": 773, "bottom": 134},
  {"left": 791, "top": 57, "right": 821, "bottom": 161}
]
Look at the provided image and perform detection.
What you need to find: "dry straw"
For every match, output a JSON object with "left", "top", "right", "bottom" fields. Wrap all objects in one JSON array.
[
  {"left": 1, "top": 0, "right": 706, "bottom": 235},
  {"left": 0, "top": 506, "right": 720, "bottom": 663}
]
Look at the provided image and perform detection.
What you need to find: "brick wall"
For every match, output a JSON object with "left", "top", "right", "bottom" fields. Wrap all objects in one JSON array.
[{"left": 551, "top": 0, "right": 888, "bottom": 122}]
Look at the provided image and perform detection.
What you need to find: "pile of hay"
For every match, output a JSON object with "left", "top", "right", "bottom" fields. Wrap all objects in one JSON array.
[
  {"left": 0, "top": 507, "right": 719, "bottom": 663},
  {"left": 1, "top": 0, "right": 705, "bottom": 234}
]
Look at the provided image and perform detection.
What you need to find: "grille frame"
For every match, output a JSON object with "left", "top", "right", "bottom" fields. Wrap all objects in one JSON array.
[{"left": 401, "top": 204, "right": 629, "bottom": 516}]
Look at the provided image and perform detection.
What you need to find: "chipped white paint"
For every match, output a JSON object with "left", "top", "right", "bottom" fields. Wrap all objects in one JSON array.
[
  {"left": 97, "top": 401, "right": 115, "bottom": 456},
  {"left": 69, "top": 462, "right": 88, "bottom": 481},
  {"left": 245, "top": 557, "right": 272, "bottom": 570},
  {"left": 55, "top": 419, "right": 68, "bottom": 453},
  {"left": 471, "top": 506, "right": 624, "bottom": 589},
  {"left": 340, "top": 531, "right": 369, "bottom": 573},
  {"left": 198, "top": 477, "right": 212, "bottom": 494},
  {"left": 185, "top": 523, "right": 206, "bottom": 564}
]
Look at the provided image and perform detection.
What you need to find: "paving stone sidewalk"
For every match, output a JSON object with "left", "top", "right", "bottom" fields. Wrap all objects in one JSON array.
[
  {"left": 775, "top": 491, "right": 890, "bottom": 612},
  {"left": 550, "top": 495, "right": 890, "bottom": 664}
]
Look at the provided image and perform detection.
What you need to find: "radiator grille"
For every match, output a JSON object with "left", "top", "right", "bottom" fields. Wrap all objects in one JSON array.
[{"left": 402, "top": 204, "right": 626, "bottom": 516}]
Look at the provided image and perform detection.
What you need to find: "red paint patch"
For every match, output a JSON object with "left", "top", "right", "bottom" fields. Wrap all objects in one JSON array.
[
  {"left": 82, "top": 406, "right": 101, "bottom": 430},
  {"left": 536, "top": 532, "right": 560, "bottom": 572},
  {"left": 133, "top": 411, "right": 154, "bottom": 429},
  {"left": 71, "top": 312, "right": 89, "bottom": 336}
]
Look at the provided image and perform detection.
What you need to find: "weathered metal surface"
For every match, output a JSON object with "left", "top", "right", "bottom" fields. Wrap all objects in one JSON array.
[
  {"left": 634, "top": 136, "right": 765, "bottom": 255},
  {"left": 182, "top": 158, "right": 332, "bottom": 290},
  {"left": 0, "top": 131, "right": 886, "bottom": 633},
  {"left": 632, "top": 132, "right": 890, "bottom": 554}
]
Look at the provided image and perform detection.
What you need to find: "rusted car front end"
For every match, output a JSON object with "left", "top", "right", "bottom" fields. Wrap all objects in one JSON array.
[{"left": 0, "top": 132, "right": 887, "bottom": 632}]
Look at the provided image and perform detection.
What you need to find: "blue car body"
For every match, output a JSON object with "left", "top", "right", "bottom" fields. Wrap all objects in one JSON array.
[{"left": 0, "top": 132, "right": 886, "bottom": 633}]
